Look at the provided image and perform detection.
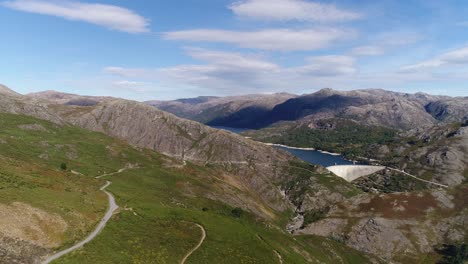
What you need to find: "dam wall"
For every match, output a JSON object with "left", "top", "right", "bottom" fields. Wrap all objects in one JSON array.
[{"left": 326, "top": 165, "right": 386, "bottom": 182}]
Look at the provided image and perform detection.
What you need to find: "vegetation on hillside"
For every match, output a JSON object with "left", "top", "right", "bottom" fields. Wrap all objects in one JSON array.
[
  {"left": 0, "top": 113, "right": 372, "bottom": 263},
  {"left": 245, "top": 119, "right": 397, "bottom": 158}
]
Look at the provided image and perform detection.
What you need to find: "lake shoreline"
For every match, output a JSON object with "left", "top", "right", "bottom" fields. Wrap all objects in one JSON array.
[{"left": 263, "top": 143, "right": 342, "bottom": 156}]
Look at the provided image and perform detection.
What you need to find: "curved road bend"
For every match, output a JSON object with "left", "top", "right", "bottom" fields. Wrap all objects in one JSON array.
[
  {"left": 181, "top": 223, "right": 206, "bottom": 264},
  {"left": 42, "top": 174, "right": 121, "bottom": 264}
]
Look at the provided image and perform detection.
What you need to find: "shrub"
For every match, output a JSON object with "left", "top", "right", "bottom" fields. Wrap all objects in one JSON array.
[
  {"left": 437, "top": 243, "right": 468, "bottom": 264},
  {"left": 231, "top": 207, "right": 243, "bottom": 218},
  {"left": 302, "top": 208, "right": 329, "bottom": 228},
  {"left": 60, "top": 163, "right": 67, "bottom": 171}
]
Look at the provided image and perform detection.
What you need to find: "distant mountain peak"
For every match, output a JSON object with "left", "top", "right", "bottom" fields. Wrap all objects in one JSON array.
[
  {"left": 0, "top": 84, "right": 21, "bottom": 97},
  {"left": 314, "top": 88, "right": 337, "bottom": 96}
]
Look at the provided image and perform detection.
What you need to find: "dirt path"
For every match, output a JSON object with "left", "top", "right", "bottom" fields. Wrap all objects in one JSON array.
[
  {"left": 387, "top": 167, "right": 448, "bottom": 188},
  {"left": 181, "top": 223, "right": 206, "bottom": 264},
  {"left": 274, "top": 250, "right": 284, "bottom": 264},
  {"left": 42, "top": 169, "right": 128, "bottom": 264}
]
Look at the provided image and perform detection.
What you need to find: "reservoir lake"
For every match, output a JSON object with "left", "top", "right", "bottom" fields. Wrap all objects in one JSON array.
[{"left": 212, "top": 126, "right": 354, "bottom": 167}]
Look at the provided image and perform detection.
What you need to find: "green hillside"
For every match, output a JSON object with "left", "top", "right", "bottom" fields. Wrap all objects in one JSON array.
[{"left": 0, "top": 113, "right": 372, "bottom": 263}]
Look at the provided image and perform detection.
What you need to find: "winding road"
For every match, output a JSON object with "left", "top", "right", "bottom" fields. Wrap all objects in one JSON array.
[
  {"left": 41, "top": 171, "right": 123, "bottom": 264},
  {"left": 387, "top": 167, "right": 449, "bottom": 188},
  {"left": 181, "top": 223, "right": 206, "bottom": 264}
]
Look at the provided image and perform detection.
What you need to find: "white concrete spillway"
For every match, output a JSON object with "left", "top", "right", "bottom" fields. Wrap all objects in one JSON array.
[{"left": 326, "top": 165, "right": 386, "bottom": 182}]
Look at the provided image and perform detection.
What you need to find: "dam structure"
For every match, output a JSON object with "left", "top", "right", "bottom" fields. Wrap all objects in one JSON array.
[{"left": 327, "top": 165, "right": 386, "bottom": 182}]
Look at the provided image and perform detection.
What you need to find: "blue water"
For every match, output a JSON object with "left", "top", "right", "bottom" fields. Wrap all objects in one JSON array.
[
  {"left": 211, "top": 126, "right": 353, "bottom": 167},
  {"left": 274, "top": 146, "right": 354, "bottom": 167}
]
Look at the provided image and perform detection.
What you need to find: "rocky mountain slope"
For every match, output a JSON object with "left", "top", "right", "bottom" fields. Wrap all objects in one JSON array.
[
  {"left": 1, "top": 86, "right": 377, "bottom": 263},
  {"left": 376, "top": 122, "right": 468, "bottom": 186},
  {"left": 0, "top": 86, "right": 64, "bottom": 124},
  {"left": 0, "top": 111, "right": 377, "bottom": 263},
  {"left": 151, "top": 88, "right": 468, "bottom": 130},
  {"left": 146, "top": 93, "right": 296, "bottom": 127},
  {"left": 27, "top": 90, "right": 114, "bottom": 106},
  {"left": 298, "top": 187, "right": 467, "bottom": 263},
  {"left": 5, "top": 85, "right": 467, "bottom": 263},
  {"left": 425, "top": 98, "right": 468, "bottom": 123}
]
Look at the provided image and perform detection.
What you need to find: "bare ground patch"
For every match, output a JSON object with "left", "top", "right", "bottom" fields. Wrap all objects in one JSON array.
[{"left": 0, "top": 202, "right": 68, "bottom": 248}]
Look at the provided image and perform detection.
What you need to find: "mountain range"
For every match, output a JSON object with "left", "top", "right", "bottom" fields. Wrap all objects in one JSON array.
[
  {"left": 148, "top": 88, "right": 468, "bottom": 130},
  {"left": 0, "top": 85, "right": 466, "bottom": 263}
]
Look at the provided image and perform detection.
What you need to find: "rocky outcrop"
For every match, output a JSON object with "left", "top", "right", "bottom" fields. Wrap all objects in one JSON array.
[
  {"left": 147, "top": 93, "right": 297, "bottom": 128},
  {"left": 377, "top": 123, "right": 468, "bottom": 186},
  {"left": 0, "top": 86, "right": 64, "bottom": 124},
  {"left": 152, "top": 88, "right": 468, "bottom": 131},
  {"left": 425, "top": 98, "right": 468, "bottom": 123},
  {"left": 54, "top": 99, "right": 299, "bottom": 213},
  {"left": 299, "top": 188, "right": 468, "bottom": 262},
  {"left": 26, "top": 90, "right": 114, "bottom": 106}
]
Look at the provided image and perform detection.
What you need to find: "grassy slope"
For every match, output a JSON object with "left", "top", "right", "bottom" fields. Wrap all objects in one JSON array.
[{"left": 0, "top": 113, "right": 372, "bottom": 263}]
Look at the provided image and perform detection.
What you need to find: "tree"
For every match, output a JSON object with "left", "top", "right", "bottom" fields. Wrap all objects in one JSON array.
[
  {"left": 437, "top": 243, "right": 468, "bottom": 264},
  {"left": 231, "top": 207, "right": 243, "bottom": 218},
  {"left": 60, "top": 163, "right": 67, "bottom": 171}
]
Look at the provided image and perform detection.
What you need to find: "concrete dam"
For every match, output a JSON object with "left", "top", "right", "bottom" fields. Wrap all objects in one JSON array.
[{"left": 326, "top": 165, "right": 386, "bottom": 182}]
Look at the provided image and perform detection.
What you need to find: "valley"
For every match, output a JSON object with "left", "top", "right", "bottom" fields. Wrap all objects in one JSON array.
[
  {"left": 2, "top": 1, "right": 468, "bottom": 263},
  {"left": 0, "top": 85, "right": 466, "bottom": 264},
  {"left": 0, "top": 88, "right": 376, "bottom": 263}
]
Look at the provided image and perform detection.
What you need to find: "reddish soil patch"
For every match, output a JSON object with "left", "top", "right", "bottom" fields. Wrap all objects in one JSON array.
[
  {"left": 357, "top": 192, "right": 438, "bottom": 219},
  {"left": 451, "top": 184, "right": 468, "bottom": 211}
]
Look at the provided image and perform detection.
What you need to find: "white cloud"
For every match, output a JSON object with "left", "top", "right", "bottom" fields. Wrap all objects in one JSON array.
[
  {"left": 112, "top": 80, "right": 157, "bottom": 92},
  {"left": 351, "top": 32, "right": 421, "bottom": 57},
  {"left": 294, "top": 55, "right": 356, "bottom": 76},
  {"left": 401, "top": 46, "right": 468, "bottom": 72},
  {"left": 105, "top": 49, "right": 357, "bottom": 94},
  {"left": 104, "top": 67, "right": 159, "bottom": 79},
  {"left": 229, "top": 0, "right": 362, "bottom": 22},
  {"left": 164, "top": 28, "right": 354, "bottom": 51},
  {"left": 351, "top": 45, "right": 385, "bottom": 56},
  {"left": 186, "top": 48, "right": 279, "bottom": 71},
  {"left": 2, "top": 0, "right": 149, "bottom": 33}
]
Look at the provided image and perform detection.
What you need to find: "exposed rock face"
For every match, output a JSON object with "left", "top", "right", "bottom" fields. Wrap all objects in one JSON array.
[
  {"left": 0, "top": 86, "right": 64, "bottom": 124},
  {"left": 147, "top": 93, "right": 297, "bottom": 128},
  {"left": 151, "top": 88, "right": 468, "bottom": 131},
  {"left": 0, "top": 202, "right": 68, "bottom": 263},
  {"left": 270, "top": 89, "right": 439, "bottom": 130},
  {"left": 0, "top": 236, "right": 49, "bottom": 264},
  {"left": 425, "top": 98, "right": 468, "bottom": 122},
  {"left": 0, "top": 84, "right": 20, "bottom": 97},
  {"left": 60, "top": 100, "right": 291, "bottom": 164},
  {"left": 26, "top": 90, "right": 113, "bottom": 106},
  {"left": 376, "top": 123, "right": 468, "bottom": 186},
  {"left": 299, "top": 188, "right": 468, "bottom": 262},
  {"left": 7, "top": 86, "right": 468, "bottom": 263},
  {"left": 53, "top": 99, "right": 299, "bottom": 213},
  {"left": 4, "top": 87, "right": 298, "bottom": 215}
]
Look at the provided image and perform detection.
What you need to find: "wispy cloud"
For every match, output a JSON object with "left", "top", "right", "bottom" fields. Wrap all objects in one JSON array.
[
  {"left": 229, "top": 0, "right": 362, "bottom": 22},
  {"left": 351, "top": 45, "right": 385, "bottom": 56},
  {"left": 293, "top": 55, "right": 356, "bottom": 76},
  {"left": 351, "top": 31, "right": 421, "bottom": 56},
  {"left": 401, "top": 46, "right": 468, "bottom": 72},
  {"left": 163, "top": 28, "right": 354, "bottom": 51},
  {"left": 112, "top": 80, "right": 156, "bottom": 92},
  {"left": 105, "top": 49, "right": 357, "bottom": 93},
  {"left": 2, "top": 0, "right": 149, "bottom": 33}
]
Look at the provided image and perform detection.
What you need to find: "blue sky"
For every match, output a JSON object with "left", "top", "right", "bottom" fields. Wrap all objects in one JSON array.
[{"left": 1, "top": 0, "right": 468, "bottom": 100}]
